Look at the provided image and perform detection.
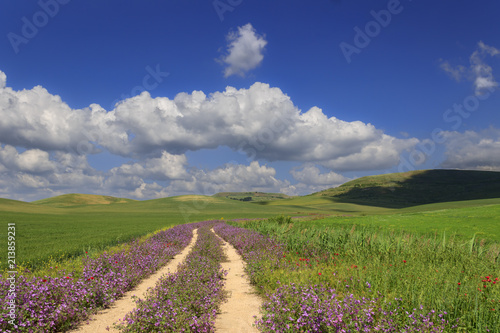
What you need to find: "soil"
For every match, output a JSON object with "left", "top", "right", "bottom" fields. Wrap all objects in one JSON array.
[
  {"left": 70, "top": 228, "right": 199, "bottom": 333},
  {"left": 70, "top": 227, "right": 263, "bottom": 332},
  {"left": 212, "top": 229, "right": 262, "bottom": 333}
]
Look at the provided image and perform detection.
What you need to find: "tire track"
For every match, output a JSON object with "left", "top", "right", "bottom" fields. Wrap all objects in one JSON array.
[
  {"left": 211, "top": 228, "right": 262, "bottom": 333},
  {"left": 71, "top": 228, "right": 198, "bottom": 333}
]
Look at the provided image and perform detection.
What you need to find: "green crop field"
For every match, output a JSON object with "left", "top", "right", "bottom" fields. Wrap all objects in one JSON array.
[
  {"left": 0, "top": 194, "right": 305, "bottom": 271},
  {"left": 307, "top": 200, "right": 500, "bottom": 242},
  {"left": 2, "top": 170, "right": 500, "bottom": 274}
]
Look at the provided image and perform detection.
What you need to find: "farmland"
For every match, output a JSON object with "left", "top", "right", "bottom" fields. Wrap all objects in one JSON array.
[{"left": 1, "top": 169, "right": 500, "bottom": 332}]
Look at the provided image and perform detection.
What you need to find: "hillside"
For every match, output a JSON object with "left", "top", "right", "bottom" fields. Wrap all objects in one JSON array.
[
  {"left": 313, "top": 169, "right": 500, "bottom": 208},
  {"left": 213, "top": 192, "right": 292, "bottom": 202},
  {"left": 32, "top": 193, "right": 136, "bottom": 207}
]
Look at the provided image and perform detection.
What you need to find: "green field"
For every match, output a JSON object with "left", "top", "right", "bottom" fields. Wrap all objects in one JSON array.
[
  {"left": 2, "top": 169, "right": 500, "bottom": 273},
  {"left": 213, "top": 191, "right": 293, "bottom": 202}
]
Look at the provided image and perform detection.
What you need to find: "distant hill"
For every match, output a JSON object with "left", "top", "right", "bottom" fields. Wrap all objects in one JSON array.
[
  {"left": 213, "top": 191, "right": 293, "bottom": 202},
  {"left": 312, "top": 169, "right": 500, "bottom": 208},
  {"left": 32, "top": 193, "right": 136, "bottom": 207},
  {"left": 0, "top": 198, "right": 41, "bottom": 212}
]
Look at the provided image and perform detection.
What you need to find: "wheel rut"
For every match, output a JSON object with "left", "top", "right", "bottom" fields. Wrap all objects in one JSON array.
[
  {"left": 71, "top": 228, "right": 198, "bottom": 333},
  {"left": 211, "top": 228, "right": 262, "bottom": 333}
]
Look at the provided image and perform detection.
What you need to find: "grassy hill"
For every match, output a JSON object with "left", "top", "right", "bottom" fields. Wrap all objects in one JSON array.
[
  {"left": 213, "top": 191, "right": 292, "bottom": 202},
  {"left": 3, "top": 169, "right": 500, "bottom": 272},
  {"left": 32, "top": 193, "right": 136, "bottom": 207},
  {"left": 313, "top": 169, "right": 500, "bottom": 208}
]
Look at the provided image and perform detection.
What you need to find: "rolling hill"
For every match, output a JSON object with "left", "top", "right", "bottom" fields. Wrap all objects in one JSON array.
[
  {"left": 213, "top": 191, "right": 293, "bottom": 202},
  {"left": 32, "top": 193, "right": 136, "bottom": 207},
  {"left": 312, "top": 169, "right": 500, "bottom": 208}
]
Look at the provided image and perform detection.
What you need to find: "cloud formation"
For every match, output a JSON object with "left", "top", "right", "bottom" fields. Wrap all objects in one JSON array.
[
  {"left": 0, "top": 71, "right": 417, "bottom": 170},
  {"left": 0, "top": 69, "right": 419, "bottom": 200},
  {"left": 0, "top": 145, "right": 104, "bottom": 201},
  {"left": 440, "top": 128, "right": 500, "bottom": 171},
  {"left": 290, "top": 165, "right": 348, "bottom": 186},
  {"left": 219, "top": 23, "right": 267, "bottom": 77},
  {"left": 440, "top": 41, "right": 500, "bottom": 95}
]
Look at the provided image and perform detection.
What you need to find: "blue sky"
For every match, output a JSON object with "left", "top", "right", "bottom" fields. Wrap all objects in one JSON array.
[{"left": 0, "top": 0, "right": 499, "bottom": 201}]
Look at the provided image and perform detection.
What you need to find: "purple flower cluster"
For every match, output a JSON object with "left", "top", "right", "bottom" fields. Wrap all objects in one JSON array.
[
  {"left": 0, "top": 224, "right": 195, "bottom": 333},
  {"left": 214, "top": 223, "right": 457, "bottom": 332},
  {"left": 255, "top": 283, "right": 454, "bottom": 332},
  {"left": 117, "top": 221, "right": 227, "bottom": 332}
]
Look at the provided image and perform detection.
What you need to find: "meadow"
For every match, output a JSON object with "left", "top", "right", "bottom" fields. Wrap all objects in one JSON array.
[
  {"left": 225, "top": 215, "right": 500, "bottom": 332},
  {"left": 1, "top": 169, "right": 500, "bottom": 331},
  {"left": 0, "top": 194, "right": 309, "bottom": 272}
]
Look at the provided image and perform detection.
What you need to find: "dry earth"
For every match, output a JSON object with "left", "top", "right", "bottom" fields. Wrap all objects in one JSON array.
[
  {"left": 212, "top": 229, "right": 262, "bottom": 333},
  {"left": 70, "top": 228, "right": 198, "bottom": 333}
]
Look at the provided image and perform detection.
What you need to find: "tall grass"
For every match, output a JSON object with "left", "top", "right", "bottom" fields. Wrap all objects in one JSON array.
[{"left": 234, "top": 217, "right": 500, "bottom": 332}]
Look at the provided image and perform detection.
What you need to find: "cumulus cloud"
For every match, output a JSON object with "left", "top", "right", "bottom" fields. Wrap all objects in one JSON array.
[
  {"left": 0, "top": 69, "right": 420, "bottom": 200},
  {"left": 321, "top": 134, "right": 419, "bottom": 171},
  {"left": 0, "top": 71, "right": 417, "bottom": 170},
  {"left": 0, "top": 146, "right": 55, "bottom": 174},
  {"left": 110, "top": 151, "right": 189, "bottom": 181},
  {"left": 219, "top": 23, "right": 267, "bottom": 78},
  {"left": 0, "top": 144, "right": 104, "bottom": 201},
  {"left": 167, "top": 161, "right": 287, "bottom": 195},
  {"left": 440, "top": 128, "right": 500, "bottom": 171},
  {"left": 289, "top": 165, "right": 350, "bottom": 194},
  {"left": 0, "top": 71, "right": 6, "bottom": 89},
  {"left": 291, "top": 165, "right": 349, "bottom": 186},
  {"left": 440, "top": 41, "right": 500, "bottom": 95}
]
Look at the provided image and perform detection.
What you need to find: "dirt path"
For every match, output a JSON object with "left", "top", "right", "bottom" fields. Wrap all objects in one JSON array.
[
  {"left": 212, "top": 229, "right": 262, "bottom": 333},
  {"left": 71, "top": 228, "right": 198, "bottom": 333}
]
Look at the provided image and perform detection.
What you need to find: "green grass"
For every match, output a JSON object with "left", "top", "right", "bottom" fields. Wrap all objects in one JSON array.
[
  {"left": 2, "top": 168, "right": 500, "bottom": 274},
  {"left": 315, "top": 169, "right": 500, "bottom": 208},
  {"left": 308, "top": 201, "right": 500, "bottom": 242},
  {"left": 0, "top": 194, "right": 315, "bottom": 272},
  {"left": 235, "top": 216, "right": 500, "bottom": 332},
  {"left": 213, "top": 191, "right": 293, "bottom": 202},
  {"left": 32, "top": 193, "right": 136, "bottom": 207}
]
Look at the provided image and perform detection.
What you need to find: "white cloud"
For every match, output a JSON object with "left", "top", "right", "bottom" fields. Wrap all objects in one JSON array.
[
  {"left": 440, "top": 128, "right": 500, "bottom": 171},
  {"left": 0, "top": 72, "right": 417, "bottom": 170},
  {"left": 321, "top": 134, "right": 418, "bottom": 171},
  {"left": 0, "top": 144, "right": 104, "bottom": 201},
  {"left": 0, "top": 71, "right": 6, "bottom": 89},
  {"left": 167, "top": 161, "right": 287, "bottom": 195},
  {"left": 0, "top": 69, "right": 421, "bottom": 200},
  {"left": 291, "top": 165, "right": 349, "bottom": 186},
  {"left": 289, "top": 165, "right": 350, "bottom": 194},
  {"left": 0, "top": 146, "right": 55, "bottom": 174},
  {"left": 219, "top": 23, "right": 267, "bottom": 78},
  {"left": 440, "top": 41, "right": 500, "bottom": 95},
  {"left": 110, "top": 151, "right": 189, "bottom": 181},
  {"left": 439, "top": 60, "right": 466, "bottom": 81}
]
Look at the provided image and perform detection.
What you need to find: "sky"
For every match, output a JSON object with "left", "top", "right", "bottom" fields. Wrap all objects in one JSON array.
[{"left": 0, "top": 0, "right": 499, "bottom": 201}]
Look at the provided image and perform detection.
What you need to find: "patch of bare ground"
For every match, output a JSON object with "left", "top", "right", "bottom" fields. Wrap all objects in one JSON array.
[
  {"left": 212, "top": 229, "right": 262, "bottom": 333},
  {"left": 70, "top": 228, "right": 198, "bottom": 333}
]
